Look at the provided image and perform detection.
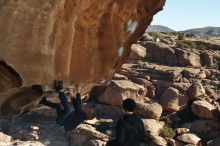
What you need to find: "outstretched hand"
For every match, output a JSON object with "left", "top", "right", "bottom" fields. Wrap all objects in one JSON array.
[{"left": 68, "top": 88, "right": 74, "bottom": 97}]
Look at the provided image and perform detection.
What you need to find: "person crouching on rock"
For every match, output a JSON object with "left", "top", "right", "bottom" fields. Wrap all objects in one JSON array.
[
  {"left": 39, "top": 81, "right": 86, "bottom": 132},
  {"left": 106, "top": 98, "right": 146, "bottom": 146}
]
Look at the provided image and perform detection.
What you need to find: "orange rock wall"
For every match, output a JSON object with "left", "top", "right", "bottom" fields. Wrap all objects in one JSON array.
[
  {"left": 0, "top": 0, "right": 165, "bottom": 116},
  {"left": 0, "top": 0, "right": 165, "bottom": 86}
]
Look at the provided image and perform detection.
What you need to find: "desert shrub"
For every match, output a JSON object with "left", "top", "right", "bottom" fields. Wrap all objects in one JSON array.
[
  {"left": 197, "top": 44, "right": 207, "bottom": 50},
  {"left": 176, "top": 40, "right": 197, "bottom": 49},
  {"left": 159, "top": 125, "right": 176, "bottom": 139},
  {"left": 176, "top": 40, "right": 208, "bottom": 50},
  {"left": 177, "top": 33, "right": 185, "bottom": 40},
  {"left": 159, "top": 117, "right": 176, "bottom": 139},
  {"left": 137, "top": 60, "right": 145, "bottom": 68},
  {"left": 148, "top": 32, "right": 161, "bottom": 40},
  {"left": 165, "top": 117, "right": 174, "bottom": 127}
]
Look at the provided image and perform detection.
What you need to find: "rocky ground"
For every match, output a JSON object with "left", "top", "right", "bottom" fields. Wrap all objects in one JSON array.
[{"left": 0, "top": 32, "right": 219, "bottom": 146}]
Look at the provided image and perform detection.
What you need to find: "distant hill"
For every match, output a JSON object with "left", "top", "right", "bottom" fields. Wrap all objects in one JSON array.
[
  {"left": 184, "top": 27, "right": 220, "bottom": 36},
  {"left": 146, "top": 25, "right": 175, "bottom": 32}
]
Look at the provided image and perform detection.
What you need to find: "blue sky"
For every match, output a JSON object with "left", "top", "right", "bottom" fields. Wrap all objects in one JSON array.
[{"left": 151, "top": 0, "right": 220, "bottom": 31}]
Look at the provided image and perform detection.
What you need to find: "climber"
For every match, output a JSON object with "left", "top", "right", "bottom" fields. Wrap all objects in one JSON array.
[
  {"left": 106, "top": 98, "right": 146, "bottom": 146},
  {"left": 39, "top": 81, "right": 86, "bottom": 132}
]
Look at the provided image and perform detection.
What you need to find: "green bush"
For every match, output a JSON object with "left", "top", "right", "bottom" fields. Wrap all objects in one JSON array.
[
  {"left": 159, "top": 117, "right": 176, "bottom": 139},
  {"left": 159, "top": 125, "right": 176, "bottom": 139}
]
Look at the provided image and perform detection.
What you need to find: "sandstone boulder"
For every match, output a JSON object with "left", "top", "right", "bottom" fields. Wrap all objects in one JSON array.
[
  {"left": 95, "top": 80, "right": 148, "bottom": 107},
  {"left": 141, "top": 64, "right": 182, "bottom": 82},
  {"left": 175, "top": 48, "right": 201, "bottom": 67},
  {"left": 0, "top": 132, "right": 12, "bottom": 143},
  {"left": 201, "top": 51, "right": 214, "bottom": 67},
  {"left": 9, "top": 127, "right": 39, "bottom": 141},
  {"left": 196, "top": 69, "right": 207, "bottom": 79},
  {"left": 68, "top": 124, "right": 108, "bottom": 146},
  {"left": 116, "top": 68, "right": 134, "bottom": 79},
  {"left": 131, "top": 78, "right": 156, "bottom": 99},
  {"left": 136, "top": 103, "right": 163, "bottom": 120},
  {"left": 0, "top": 133, "right": 44, "bottom": 146},
  {"left": 181, "top": 68, "right": 206, "bottom": 81},
  {"left": 9, "top": 141, "right": 45, "bottom": 146},
  {"left": 151, "top": 136, "right": 168, "bottom": 146},
  {"left": 177, "top": 133, "right": 201, "bottom": 145},
  {"left": 143, "top": 41, "right": 178, "bottom": 65},
  {"left": 129, "top": 44, "right": 147, "bottom": 60},
  {"left": 187, "top": 82, "right": 207, "bottom": 100},
  {"left": 191, "top": 120, "right": 220, "bottom": 140},
  {"left": 191, "top": 100, "right": 216, "bottom": 119},
  {"left": 175, "top": 128, "right": 190, "bottom": 135},
  {"left": 143, "top": 119, "right": 164, "bottom": 138},
  {"left": 139, "top": 33, "right": 154, "bottom": 42},
  {"left": 112, "top": 73, "right": 128, "bottom": 80},
  {"left": 0, "top": 0, "right": 165, "bottom": 117},
  {"left": 166, "top": 138, "right": 186, "bottom": 146},
  {"left": 159, "top": 87, "right": 189, "bottom": 112},
  {"left": 160, "top": 38, "right": 174, "bottom": 45}
]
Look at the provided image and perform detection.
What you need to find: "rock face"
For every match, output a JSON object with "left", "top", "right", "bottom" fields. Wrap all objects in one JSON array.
[
  {"left": 68, "top": 124, "right": 108, "bottom": 146},
  {"left": 129, "top": 44, "right": 147, "bottom": 60},
  {"left": 143, "top": 41, "right": 178, "bottom": 65},
  {"left": 136, "top": 103, "right": 162, "bottom": 120},
  {"left": 143, "top": 119, "right": 164, "bottom": 137},
  {"left": 177, "top": 133, "right": 201, "bottom": 145},
  {"left": 0, "top": 132, "right": 12, "bottom": 143},
  {"left": 95, "top": 80, "right": 148, "bottom": 107},
  {"left": 191, "top": 100, "right": 216, "bottom": 119},
  {"left": 0, "top": 0, "right": 165, "bottom": 116},
  {"left": 175, "top": 49, "right": 201, "bottom": 67},
  {"left": 159, "top": 87, "right": 189, "bottom": 112}
]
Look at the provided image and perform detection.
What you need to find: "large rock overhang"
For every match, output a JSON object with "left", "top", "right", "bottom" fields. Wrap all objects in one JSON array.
[{"left": 0, "top": 0, "right": 166, "bottom": 116}]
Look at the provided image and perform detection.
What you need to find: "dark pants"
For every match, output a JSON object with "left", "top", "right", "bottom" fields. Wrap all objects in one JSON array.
[
  {"left": 42, "top": 92, "right": 73, "bottom": 125},
  {"left": 63, "top": 93, "right": 85, "bottom": 131}
]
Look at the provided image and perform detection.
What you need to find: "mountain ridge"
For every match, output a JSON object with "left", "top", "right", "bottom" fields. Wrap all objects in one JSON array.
[
  {"left": 147, "top": 25, "right": 220, "bottom": 36},
  {"left": 184, "top": 26, "right": 220, "bottom": 36},
  {"left": 146, "top": 25, "right": 175, "bottom": 32}
]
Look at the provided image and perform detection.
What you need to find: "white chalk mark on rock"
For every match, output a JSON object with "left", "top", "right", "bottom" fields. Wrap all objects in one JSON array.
[
  {"left": 126, "top": 19, "right": 138, "bottom": 33},
  {"left": 118, "top": 47, "right": 124, "bottom": 57}
]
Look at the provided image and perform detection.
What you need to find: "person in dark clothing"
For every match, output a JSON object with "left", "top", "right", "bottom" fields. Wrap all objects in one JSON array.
[
  {"left": 39, "top": 81, "right": 86, "bottom": 132},
  {"left": 107, "top": 98, "right": 146, "bottom": 146}
]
